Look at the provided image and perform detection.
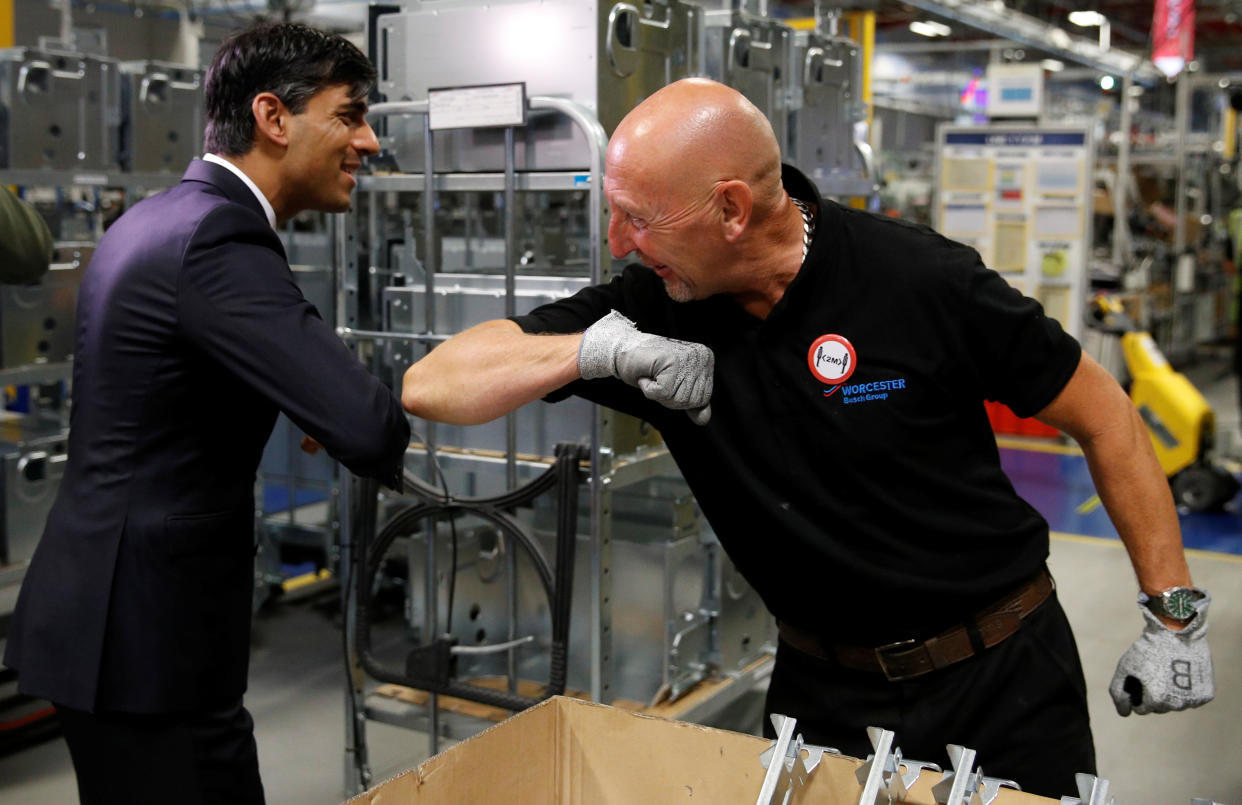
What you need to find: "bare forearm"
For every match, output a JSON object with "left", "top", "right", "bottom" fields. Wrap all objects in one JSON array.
[
  {"left": 1036, "top": 354, "right": 1191, "bottom": 595},
  {"left": 1080, "top": 407, "right": 1191, "bottom": 593},
  {"left": 401, "top": 319, "right": 582, "bottom": 425}
]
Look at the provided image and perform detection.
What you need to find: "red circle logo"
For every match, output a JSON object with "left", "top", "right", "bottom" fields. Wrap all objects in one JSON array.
[{"left": 807, "top": 334, "right": 857, "bottom": 385}]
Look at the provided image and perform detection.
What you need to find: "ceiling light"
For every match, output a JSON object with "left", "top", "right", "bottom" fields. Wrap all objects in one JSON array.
[
  {"left": 909, "top": 20, "right": 952, "bottom": 37},
  {"left": 1068, "top": 11, "right": 1106, "bottom": 27},
  {"left": 1040, "top": 59, "right": 1065, "bottom": 72},
  {"left": 1067, "top": 11, "right": 1110, "bottom": 50}
]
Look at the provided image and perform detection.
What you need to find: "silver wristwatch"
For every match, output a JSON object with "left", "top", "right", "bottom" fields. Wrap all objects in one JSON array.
[{"left": 1140, "top": 586, "right": 1207, "bottom": 622}]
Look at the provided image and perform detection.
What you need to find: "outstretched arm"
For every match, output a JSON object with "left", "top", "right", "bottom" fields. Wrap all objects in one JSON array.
[
  {"left": 402, "top": 311, "right": 716, "bottom": 426},
  {"left": 1033, "top": 351, "right": 1191, "bottom": 603},
  {"left": 401, "top": 319, "right": 582, "bottom": 426}
]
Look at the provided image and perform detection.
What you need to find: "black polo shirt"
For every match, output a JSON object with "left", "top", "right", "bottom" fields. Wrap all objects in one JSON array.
[{"left": 511, "top": 165, "right": 1081, "bottom": 645}]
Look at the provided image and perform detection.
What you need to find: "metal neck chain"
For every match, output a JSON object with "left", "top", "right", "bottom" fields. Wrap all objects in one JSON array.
[{"left": 792, "top": 197, "right": 815, "bottom": 263}]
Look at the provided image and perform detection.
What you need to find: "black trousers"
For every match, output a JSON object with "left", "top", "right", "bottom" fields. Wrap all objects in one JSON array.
[
  {"left": 56, "top": 698, "right": 265, "bottom": 805},
  {"left": 763, "top": 592, "right": 1096, "bottom": 799}
]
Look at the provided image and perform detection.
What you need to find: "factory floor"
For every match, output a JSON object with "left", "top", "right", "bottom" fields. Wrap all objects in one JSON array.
[{"left": 1, "top": 358, "right": 1241, "bottom": 805}]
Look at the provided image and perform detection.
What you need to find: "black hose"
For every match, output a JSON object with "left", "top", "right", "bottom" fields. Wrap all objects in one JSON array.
[
  {"left": 547, "top": 443, "right": 584, "bottom": 694},
  {"left": 402, "top": 464, "right": 560, "bottom": 509},
  {"left": 344, "top": 475, "right": 379, "bottom": 773},
  {"left": 355, "top": 444, "right": 584, "bottom": 712}
]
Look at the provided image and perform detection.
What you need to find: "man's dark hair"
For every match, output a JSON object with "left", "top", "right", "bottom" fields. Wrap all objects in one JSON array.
[{"left": 204, "top": 22, "right": 376, "bottom": 156}]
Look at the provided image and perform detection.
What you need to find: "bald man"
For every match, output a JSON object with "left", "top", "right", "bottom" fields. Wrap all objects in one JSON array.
[{"left": 402, "top": 78, "right": 1212, "bottom": 796}]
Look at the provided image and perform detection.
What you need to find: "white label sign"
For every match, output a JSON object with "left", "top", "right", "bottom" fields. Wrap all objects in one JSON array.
[{"left": 428, "top": 83, "right": 526, "bottom": 131}]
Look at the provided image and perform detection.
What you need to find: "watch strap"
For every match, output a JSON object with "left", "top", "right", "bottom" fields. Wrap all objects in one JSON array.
[{"left": 1139, "top": 586, "right": 1207, "bottom": 621}]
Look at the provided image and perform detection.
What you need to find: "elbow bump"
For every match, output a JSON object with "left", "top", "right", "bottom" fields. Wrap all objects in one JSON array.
[{"left": 401, "top": 387, "right": 425, "bottom": 417}]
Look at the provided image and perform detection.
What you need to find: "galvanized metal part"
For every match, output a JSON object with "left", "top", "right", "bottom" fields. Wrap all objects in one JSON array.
[
  {"left": 1060, "top": 773, "right": 1115, "bottom": 805},
  {"left": 886, "top": 755, "right": 943, "bottom": 802},
  {"left": 852, "top": 726, "right": 941, "bottom": 804},
  {"left": 756, "top": 714, "right": 828, "bottom": 805},
  {"left": 973, "top": 775, "right": 1021, "bottom": 805},
  {"left": 930, "top": 743, "right": 1021, "bottom": 805},
  {"left": 932, "top": 744, "right": 978, "bottom": 805},
  {"left": 855, "top": 727, "right": 896, "bottom": 805}
]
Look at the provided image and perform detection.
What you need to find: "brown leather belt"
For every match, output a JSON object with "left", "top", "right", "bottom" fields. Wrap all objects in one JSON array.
[{"left": 777, "top": 567, "right": 1054, "bottom": 682}]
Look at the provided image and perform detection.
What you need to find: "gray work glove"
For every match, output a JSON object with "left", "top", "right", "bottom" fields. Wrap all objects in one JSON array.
[
  {"left": 578, "top": 310, "right": 714, "bottom": 425},
  {"left": 1108, "top": 593, "right": 1214, "bottom": 716}
]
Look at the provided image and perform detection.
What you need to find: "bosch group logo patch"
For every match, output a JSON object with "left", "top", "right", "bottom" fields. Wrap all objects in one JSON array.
[
  {"left": 808, "top": 334, "right": 857, "bottom": 389},
  {"left": 809, "top": 333, "right": 910, "bottom": 404}
]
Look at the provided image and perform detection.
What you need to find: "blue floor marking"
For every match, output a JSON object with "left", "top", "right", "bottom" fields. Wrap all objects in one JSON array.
[
  {"left": 999, "top": 447, "right": 1242, "bottom": 557},
  {"left": 262, "top": 485, "right": 328, "bottom": 515}
]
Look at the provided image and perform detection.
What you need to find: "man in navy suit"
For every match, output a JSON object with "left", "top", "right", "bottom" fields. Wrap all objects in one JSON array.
[{"left": 3, "top": 22, "right": 409, "bottom": 804}]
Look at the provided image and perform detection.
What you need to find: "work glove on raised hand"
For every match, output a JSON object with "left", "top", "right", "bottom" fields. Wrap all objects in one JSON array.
[
  {"left": 1108, "top": 593, "right": 1214, "bottom": 716},
  {"left": 578, "top": 310, "right": 714, "bottom": 425}
]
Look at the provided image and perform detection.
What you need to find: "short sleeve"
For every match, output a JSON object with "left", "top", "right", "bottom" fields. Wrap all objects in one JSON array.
[{"left": 961, "top": 261, "right": 1081, "bottom": 417}]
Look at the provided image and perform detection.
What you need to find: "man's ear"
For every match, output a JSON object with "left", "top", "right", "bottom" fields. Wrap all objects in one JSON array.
[
  {"left": 251, "top": 92, "right": 290, "bottom": 148},
  {"left": 716, "top": 180, "right": 752, "bottom": 243}
]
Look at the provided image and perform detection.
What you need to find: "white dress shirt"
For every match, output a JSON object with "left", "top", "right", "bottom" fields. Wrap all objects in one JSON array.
[{"left": 201, "top": 153, "right": 277, "bottom": 230}]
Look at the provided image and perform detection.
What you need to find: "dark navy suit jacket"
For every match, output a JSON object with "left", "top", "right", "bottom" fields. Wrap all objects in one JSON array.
[{"left": 3, "top": 159, "right": 409, "bottom": 713}]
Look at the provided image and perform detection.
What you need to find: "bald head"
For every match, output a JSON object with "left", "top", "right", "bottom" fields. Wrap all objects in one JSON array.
[{"left": 608, "top": 78, "right": 784, "bottom": 220}]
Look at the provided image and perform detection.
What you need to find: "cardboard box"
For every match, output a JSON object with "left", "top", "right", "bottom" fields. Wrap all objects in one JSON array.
[{"left": 343, "top": 696, "right": 1054, "bottom": 804}]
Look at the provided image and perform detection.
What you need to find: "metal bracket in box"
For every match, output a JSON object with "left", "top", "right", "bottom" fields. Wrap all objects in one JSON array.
[
  {"left": 756, "top": 714, "right": 835, "bottom": 805},
  {"left": 855, "top": 726, "right": 940, "bottom": 805},
  {"left": 1059, "top": 774, "right": 1115, "bottom": 805},
  {"left": 931, "top": 744, "right": 1021, "bottom": 805}
]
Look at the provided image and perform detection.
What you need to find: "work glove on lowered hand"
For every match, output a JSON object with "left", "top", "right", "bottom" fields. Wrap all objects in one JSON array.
[
  {"left": 1109, "top": 593, "right": 1214, "bottom": 716},
  {"left": 578, "top": 310, "right": 714, "bottom": 425}
]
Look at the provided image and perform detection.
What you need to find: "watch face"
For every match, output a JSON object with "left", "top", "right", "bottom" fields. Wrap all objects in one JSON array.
[{"left": 1163, "top": 589, "right": 1198, "bottom": 620}]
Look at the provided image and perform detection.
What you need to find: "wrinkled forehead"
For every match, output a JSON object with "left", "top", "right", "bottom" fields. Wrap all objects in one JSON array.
[
  {"left": 603, "top": 162, "right": 667, "bottom": 217},
  {"left": 605, "top": 134, "right": 673, "bottom": 201}
]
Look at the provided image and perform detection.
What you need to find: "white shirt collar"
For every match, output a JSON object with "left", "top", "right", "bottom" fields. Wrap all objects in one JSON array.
[{"left": 202, "top": 153, "right": 278, "bottom": 230}]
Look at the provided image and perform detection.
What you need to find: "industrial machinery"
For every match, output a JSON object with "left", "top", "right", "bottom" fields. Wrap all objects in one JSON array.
[
  {"left": 0, "top": 244, "right": 93, "bottom": 572},
  {"left": 1090, "top": 295, "right": 1239, "bottom": 511},
  {"left": 0, "top": 47, "right": 121, "bottom": 170},
  {"left": 0, "top": 46, "right": 199, "bottom": 633},
  {"left": 374, "top": 0, "right": 704, "bottom": 174},
  {"left": 372, "top": 0, "right": 870, "bottom": 195},
  {"left": 791, "top": 20, "right": 873, "bottom": 197},
  {"left": 118, "top": 60, "right": 204, "bottom": 173},
  {"left": 702, "top": 5, "right": 794, "bottom": 150},
  {"left": 336, "top": 0, "right": 872, "bottom": 793}
]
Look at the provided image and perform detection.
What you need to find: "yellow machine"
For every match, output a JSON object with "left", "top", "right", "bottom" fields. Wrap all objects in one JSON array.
[{"left": 1091, "top": 296, "right": 1239, "bottom": 512}]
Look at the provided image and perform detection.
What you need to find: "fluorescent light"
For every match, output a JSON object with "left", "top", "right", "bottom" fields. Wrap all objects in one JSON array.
[
  {"left": 909, "top": 20, "right": 952, "bottom": 37},
  {"left": 1040, "top": 59, "right": 1065, "bottom": 72},
  {"left": 1099, "top": 75, "right": 1115, "bottom": 90},
  {"left": 1068, "top": 11, "right": 1106, "bottom": 26}
]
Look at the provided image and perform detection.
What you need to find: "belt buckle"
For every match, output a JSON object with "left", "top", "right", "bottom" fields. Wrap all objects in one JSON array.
[{"left": 874, "top": 639, "right": 920, "bottom": 682}]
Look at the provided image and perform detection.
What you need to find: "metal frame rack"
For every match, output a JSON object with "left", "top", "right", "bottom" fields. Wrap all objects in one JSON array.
[
  {"left": 335, "top": 95, "right": 775, "bottom": 794},
  {"left": 335, "top": 92, "right": 775, "bottom": 790}
]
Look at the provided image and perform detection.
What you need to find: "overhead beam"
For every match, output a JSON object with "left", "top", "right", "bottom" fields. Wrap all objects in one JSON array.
[{"left": 897, "top": 0, "right": 1160, "bottom": 82}]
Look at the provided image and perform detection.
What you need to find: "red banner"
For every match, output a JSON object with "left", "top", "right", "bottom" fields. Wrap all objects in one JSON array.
[{"left": 1152, "top": 0, "right": 1195, "bottom": 77}]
